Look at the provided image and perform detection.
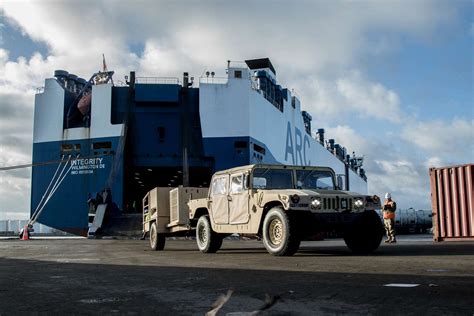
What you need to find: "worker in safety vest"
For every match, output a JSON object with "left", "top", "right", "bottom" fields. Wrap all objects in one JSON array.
[{"left": 382, "top": 193, "right": 397, "bottom": 243}]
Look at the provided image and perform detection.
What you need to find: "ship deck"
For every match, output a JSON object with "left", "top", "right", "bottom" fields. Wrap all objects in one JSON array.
[{"left": 1, "top": 236, "right": 473, "bottom": 314}]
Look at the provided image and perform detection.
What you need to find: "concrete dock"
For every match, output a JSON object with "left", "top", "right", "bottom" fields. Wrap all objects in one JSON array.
[{"left": 1, "top": 235, "right": 473, "bottom": 315}]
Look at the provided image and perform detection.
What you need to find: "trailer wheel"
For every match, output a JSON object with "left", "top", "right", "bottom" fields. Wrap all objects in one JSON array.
[
  {"left": 196, "top": 215, "right": 222, "bottom": 253},
  {"left": 150, "top": 222, "right": 166, "bottom": 251},
  {"left": 262, "top": 207, "right": 300, "bottom": 256},
  {"left": 344, "top": 210, "right": 384, "bottom": 254}
]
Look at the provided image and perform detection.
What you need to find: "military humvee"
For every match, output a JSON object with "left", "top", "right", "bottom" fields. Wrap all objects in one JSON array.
[{"left": 188, "top": 164, "right": 383, "bottom": 256}]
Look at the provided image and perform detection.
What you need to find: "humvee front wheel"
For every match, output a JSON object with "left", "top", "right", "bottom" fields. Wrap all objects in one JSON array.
[
  {"left": 196, "top": 215, "right": 223, "bottom": 253},
  {"left": 150, "top": 222, "right": 166, "bottom": 251},
  {"left": 262, "top": 207, "right": 300, "bottom": 256},
  {"left": 344, "top": 210, "right": 384, "bottom": 254}
]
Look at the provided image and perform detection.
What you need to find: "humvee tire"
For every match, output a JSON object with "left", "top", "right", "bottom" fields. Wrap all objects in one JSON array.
[
  {"left": 343, "top": 210, "right": 384, "bottom": 254},
  {"left": 196, "top": 215, "right": 223, "bottom": 253},
  {"left": 262, "top": 207, "right": 300, "bottom": 256},
  {"left": 150, "top": 222, "right": 166, "bottom": 251}
]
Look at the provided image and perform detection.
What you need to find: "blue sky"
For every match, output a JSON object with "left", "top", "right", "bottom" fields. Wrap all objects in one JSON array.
[
  {"left": 0, "top": 1, "right": 472, "bottom": 219},
  {"left": 366, "top": 31, "right": 472, "bottom": 121},
  {"left": 1, "top": 17, "right": 48, "bottom": 60}
]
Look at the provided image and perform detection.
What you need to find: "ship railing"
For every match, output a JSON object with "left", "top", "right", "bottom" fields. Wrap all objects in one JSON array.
[
  {"left": 135, "top": 77, "right": 180, "bottom": 84},
  {"left": 36, "top": 86, "right": 45, "bottom": 94},
  {"left": 199, "top": 77, "right": 228, "bottom": 84}
]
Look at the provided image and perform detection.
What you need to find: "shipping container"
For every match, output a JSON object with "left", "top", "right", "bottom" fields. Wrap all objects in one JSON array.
[{"left": 429, "top": 164, "right": 474, "bottom": 241}]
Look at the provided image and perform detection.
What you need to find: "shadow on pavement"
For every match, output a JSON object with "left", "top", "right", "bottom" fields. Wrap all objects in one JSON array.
[{"left": 1, "top": 257, "right": 473, "bottom": 315}]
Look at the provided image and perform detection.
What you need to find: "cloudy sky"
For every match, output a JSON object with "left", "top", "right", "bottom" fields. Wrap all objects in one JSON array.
[{"left": 0, "top": 0, "right": 472, "bottom": 219}]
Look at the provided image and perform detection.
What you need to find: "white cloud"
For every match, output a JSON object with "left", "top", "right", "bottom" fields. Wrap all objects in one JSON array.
[
  {"left": 0, "top": 168, "right": 31, "bottom": 219},
  {"left": 425, "top": 156, "right": 443, "bottom": 169},
  {"left": 324, "top": 125, "right": 371, "bottom": 156},
  {"left": 336, "top": 71, "right": 402, "bottom": 123},
  {"left": 293, "top": 71, "right": 403, "bottom": 124},
  {"left": 0, "top": 1, "right": 468, "bottom": 218},
  {"left": 401, "top": 118, "right": 474, "bottom": 159},
  {"left": 369, "top": 159, "right": 431, "bottom": 206},
  {"left": 321, "top": 123, "right": 473, "bottom": 210}
]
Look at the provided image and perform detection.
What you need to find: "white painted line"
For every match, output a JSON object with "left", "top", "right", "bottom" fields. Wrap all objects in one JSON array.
[{"left": 384, "top": 283, "right": 420, "bottom": 288}]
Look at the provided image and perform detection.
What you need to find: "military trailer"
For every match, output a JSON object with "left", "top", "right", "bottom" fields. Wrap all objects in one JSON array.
[
  {"left": 142, "top": 187, "right": 208, "bottom": 250},
  {"left": 143, "top": 164, "right": 383, "bottom": 256}
]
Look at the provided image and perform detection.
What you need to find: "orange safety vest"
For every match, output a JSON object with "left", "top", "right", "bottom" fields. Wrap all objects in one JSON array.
[{"left": 383, "top": 200, "right": 396, "bottom": 219}]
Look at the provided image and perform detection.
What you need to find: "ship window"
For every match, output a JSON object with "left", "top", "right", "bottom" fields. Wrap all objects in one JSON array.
[
  {"left": 74, "top": 144, "right": 81, "bottom": 150},
  {"left": 253, "top": 144, "right": 266, "bottom": 155},
  {"left": 92, "top": 142, "right": 112, "bottom": 149},
  {"left": 291, "top": 96, "right": 296, "bottom": 108},
  {"left": 61, "top": 144, "right": 73, "bottom": 152},
  {"left": 157, "top": 126, "right": 166, "bottom": 143},
  {"left": 234, "top": 70, "right": 242, "bottom": 78},
  {"left": 234, "top": 141, "right": 247, "bottom": 149}
]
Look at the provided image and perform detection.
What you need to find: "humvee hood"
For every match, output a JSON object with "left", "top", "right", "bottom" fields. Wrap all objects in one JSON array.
[{"left": 268, "top": 189, "right": 364, "bottom": 197}]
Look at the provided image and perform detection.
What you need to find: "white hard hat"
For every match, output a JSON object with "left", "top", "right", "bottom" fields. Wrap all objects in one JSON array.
[{"left": 385, "top": 192, "right": 391, "bottom": 199}]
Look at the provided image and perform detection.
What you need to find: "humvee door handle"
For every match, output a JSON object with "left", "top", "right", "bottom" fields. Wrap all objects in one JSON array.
[{"left": 227, "top": 195, "right": 233, "bottom": 201}]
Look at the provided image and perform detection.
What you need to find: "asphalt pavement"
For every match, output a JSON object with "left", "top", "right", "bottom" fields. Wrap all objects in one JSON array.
[{"left": 0, "top": 235, "right": 473, "bottom": 315}]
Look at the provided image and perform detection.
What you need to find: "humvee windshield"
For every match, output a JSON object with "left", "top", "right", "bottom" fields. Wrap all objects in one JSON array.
[
  {"left": 252, "top": 168, "right": 293, "bottom": 189},
  {"left": 252, "top": 167, "right": 335, "bottom": 190},
  {"left": 295, "top": 169, "right": 335, "bottom": 190}
]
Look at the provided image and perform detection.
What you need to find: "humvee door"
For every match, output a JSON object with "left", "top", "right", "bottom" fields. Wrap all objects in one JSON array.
[{"left": 228, "top": 173, "right": 249, "bottom": 224}]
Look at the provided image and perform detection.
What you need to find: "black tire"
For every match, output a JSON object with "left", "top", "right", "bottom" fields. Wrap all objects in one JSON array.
[
  {"left": 150, "top": 222, "right": 166, "bottom": 251},
  {"left": 344, "top": 210, "right": 384, "bottom": 254},
  {"left": 262, "top": 207, "right": 300, "bottom": 256},
  {"left": 196, "top": 215, "right": 223, "bottom": 253}
]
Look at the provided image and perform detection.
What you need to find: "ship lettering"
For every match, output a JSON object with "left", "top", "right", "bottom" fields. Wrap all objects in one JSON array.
[
  {"left": 71, "top": 158, "right": 103, "bottom": 166},
  {"left": 285, "top": 122, "right": 310, "bottom": 165},
  {"left": 70, "top": 158, "right": 105, "bottom": 175}
]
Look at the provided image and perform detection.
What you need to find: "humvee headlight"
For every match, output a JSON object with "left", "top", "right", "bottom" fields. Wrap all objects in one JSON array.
[
  {"left": 290, "top": 194, "right": 300, "bottom": 204},
  {"left": 311, "top": 198, "right": 322, "bottom": 210},
  {"left": 353, "top": 198, "right": 364, "bottom": 209}
]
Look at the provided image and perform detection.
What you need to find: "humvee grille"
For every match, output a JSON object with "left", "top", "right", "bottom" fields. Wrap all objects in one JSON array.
[{"left": 322, "top": 197, "right": 353, "bottom": 210}]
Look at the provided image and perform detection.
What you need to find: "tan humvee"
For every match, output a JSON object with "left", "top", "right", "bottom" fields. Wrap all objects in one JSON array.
[{"left": 188, "top": 164, "right": 383, "bottom": 256}]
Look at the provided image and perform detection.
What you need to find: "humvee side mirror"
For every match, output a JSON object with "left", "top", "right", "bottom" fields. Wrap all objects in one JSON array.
[
  {"left": 244, "top": 173, "right": 250, "bottom": 190},
  {"left": 336, "top": 175, "right": 344, "bottom": 190}
]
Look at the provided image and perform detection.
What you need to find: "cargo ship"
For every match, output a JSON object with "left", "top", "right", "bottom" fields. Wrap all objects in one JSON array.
[{"left": 31, "top": 58, "right": 368, "bottom": 236}]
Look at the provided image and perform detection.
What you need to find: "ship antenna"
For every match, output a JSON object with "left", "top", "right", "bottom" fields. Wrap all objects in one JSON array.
[{"left": 102, "top": 53, "right": 108, "bottom": 72}]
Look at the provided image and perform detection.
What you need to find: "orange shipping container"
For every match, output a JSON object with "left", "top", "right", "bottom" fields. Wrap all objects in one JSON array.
[{"left": 429, "top": 164, "right": 474, "bottom": 241}]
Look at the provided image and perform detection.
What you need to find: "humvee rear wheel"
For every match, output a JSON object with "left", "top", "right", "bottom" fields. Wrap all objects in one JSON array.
[
  {"left": 262, "top": 207, "right": 300, "bottom": 256},
  {"left": 196, "top": 215, "right": 223, "bottom": 253},
  {"left": 344, "top": 210, "right": 384, "bottom": 254},
  {"left": 150, "top": 222, "right": 166, "bottom": 251}
]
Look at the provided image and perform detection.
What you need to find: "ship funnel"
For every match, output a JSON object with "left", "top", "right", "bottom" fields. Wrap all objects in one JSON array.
[
  {"left": 302, "top": 111, "right": 312, "bottom": 135},
  {"left": 328, "top": 139, "right": 335, "bottom": 151},
  {"left": 54, "top": 70, "right": 69, "bottom": 87},
  {"left": 334, "top": 144, "right": 344, "bottom": 160},
  {"left": 316, "top": 128, "right": 325, "bottom": 145},
  {"left": 183, "top": 72, "right": 190, "bottom": 88}
]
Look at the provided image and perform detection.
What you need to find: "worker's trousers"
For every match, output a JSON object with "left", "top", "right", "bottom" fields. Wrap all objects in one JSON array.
[{"left": 384, "top": 218, "right": 396, "bottom": 241}]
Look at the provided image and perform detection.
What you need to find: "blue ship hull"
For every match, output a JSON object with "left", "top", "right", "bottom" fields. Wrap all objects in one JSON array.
[{"left": 31, "top": 59, "right": 368, "bottom": 235}]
